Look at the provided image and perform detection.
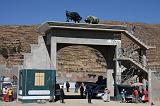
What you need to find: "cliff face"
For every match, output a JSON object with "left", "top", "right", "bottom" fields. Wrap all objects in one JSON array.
[
  {"left": 0, "top": 21, "right": 160, "bottom": 72},
  {"left": 0, "top": 25, "right": 39, "bottom": 66}
]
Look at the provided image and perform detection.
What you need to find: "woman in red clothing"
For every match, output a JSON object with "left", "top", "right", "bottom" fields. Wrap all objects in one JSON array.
[
  {"left": 3, "top": 87, "right": 8, "bottom": 102},
  {"left": 142, "top": 88, "right": 148, "bottom": 103},
  {"left": 133, "top": 88, "right": 139, "bottom": 103}
]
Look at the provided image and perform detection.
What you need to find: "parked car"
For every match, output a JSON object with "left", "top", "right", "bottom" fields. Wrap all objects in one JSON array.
[
  {"left": 92, "top": 85, "right": 106, "bottom": 98},
  {"left": 84, "top": 83, "right": 97, "bottom": 95}
]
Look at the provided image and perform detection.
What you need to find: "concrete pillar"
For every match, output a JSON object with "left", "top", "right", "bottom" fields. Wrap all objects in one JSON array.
[
  {"left": 140, "top": 49, "right": 147, "bottom": 67},
  {"left": 115, "top": 42, "right": 122, "bottom": 84},
  {"left": 116, "top": 61, "right": 121, "bottom": 84},
  {"left": 142, "top": 55, "right": 147, "bottom": 67},
  {"left": 148, "top": 69, "right": 152, "bottom": 104},
  {"left": 107, "top": 69, "right": 114, "bottom": 96},
  {"left": 142, "top": 78, "right": 147, "bottom": 89},
  {"left": 51, "top": 37, "right": 57, "bottom": 70}
]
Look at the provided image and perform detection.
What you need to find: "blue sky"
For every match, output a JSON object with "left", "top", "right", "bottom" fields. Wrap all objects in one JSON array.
[{"left": 0, "top": 0, "right": 160, "bottom": 25}]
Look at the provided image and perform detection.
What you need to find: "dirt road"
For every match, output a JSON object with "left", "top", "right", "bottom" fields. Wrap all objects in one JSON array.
[{"left": 0, "top": 99, "right": 150, "bottom": 106}]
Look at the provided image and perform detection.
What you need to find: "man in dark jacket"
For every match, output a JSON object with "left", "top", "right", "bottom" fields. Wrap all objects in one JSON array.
[
  {"left": 60, "top": 86, "right": 65, "bottom": 103},
  {"left": 80, "top": 83, "right": 84, "bottom": 98},
  {"left": 66, "top": 81, "right": 70, "bottom": 92},
  {"left": 87, "top": 86, "right": 92, "bottom": 103}
]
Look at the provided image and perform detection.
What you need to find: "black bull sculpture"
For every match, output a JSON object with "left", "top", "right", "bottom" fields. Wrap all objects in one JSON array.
[{"left": 66, "top": 10, "right": 82, "bottom": 23}]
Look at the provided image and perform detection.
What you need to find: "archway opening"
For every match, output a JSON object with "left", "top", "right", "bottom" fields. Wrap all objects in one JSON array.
[{"left": 57, "top": 44, "right": 107, "bottom": 83}]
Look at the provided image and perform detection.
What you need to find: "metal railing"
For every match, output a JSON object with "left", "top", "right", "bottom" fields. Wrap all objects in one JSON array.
[
  {"left": 116, "top": 68, "right": 135, "bottom": 84},
  {"left": 118, "top": 44, "right": 147, "bottom": 69}
]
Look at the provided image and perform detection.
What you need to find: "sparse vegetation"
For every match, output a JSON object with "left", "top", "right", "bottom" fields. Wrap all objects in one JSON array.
[{"left": 0, "top": 48, "right": 8, "bottom": 59}]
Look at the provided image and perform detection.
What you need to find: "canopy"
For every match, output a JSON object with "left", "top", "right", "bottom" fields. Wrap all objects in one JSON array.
[{"left": 131, "top": 82, "right": 143, "bottom": 86}]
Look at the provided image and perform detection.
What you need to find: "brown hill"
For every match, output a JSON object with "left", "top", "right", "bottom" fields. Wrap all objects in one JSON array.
[
  {"left": 100, "top": 21, "right": 160, "bottom": 69},
  {"left": 0, "top": 21, "right": 160, "bottom": 70},
  {"left": 0, "top": 25, "right": 39, "bottom": 66}
]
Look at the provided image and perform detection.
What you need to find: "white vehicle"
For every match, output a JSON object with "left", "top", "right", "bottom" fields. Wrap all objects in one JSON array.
[{"left": 2, "top": 82, "right": 12, "bottom": 89}]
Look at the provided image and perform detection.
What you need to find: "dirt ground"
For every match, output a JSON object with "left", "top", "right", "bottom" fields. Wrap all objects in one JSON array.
[
  {"left": 0, "top": 99, "right": 150, "bottom": 106},
  {"left": 0, "top": 88, "right": 152, "bottom": 106}
]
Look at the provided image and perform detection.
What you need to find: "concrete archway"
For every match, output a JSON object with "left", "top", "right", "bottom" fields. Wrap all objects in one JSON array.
[{"left": 57, "top": 44, "right": 108, "bottom": 82}]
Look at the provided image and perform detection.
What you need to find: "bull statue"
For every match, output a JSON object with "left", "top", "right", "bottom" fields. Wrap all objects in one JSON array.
[
  {"left": 85, "top": 16, "right": 99, "bottom": 24},
  {"left": 66, "top": 10, "right": 82, "bottom": 23}
]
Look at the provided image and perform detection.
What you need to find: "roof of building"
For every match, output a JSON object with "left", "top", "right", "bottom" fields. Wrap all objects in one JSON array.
[{"left": 38, "top": 21, "right": 152, "bottom": 49}]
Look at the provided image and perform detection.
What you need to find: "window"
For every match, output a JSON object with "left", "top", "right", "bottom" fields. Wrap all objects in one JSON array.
[{"left": 35, "top": 72, "right": 45, "bottom": 86}]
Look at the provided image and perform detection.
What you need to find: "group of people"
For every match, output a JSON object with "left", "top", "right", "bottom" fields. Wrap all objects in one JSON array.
[
  {"left": 66, "top": 81, "right": 86, "bottom": 99},
  {"left": 60, "top": 81, "right": 111, "bottom": 104},
  {"left": 3, "top": 87, "right": 13, "bottom": 102},
  {"left": 132, "top": 88, "right": 148, "bottom": 103},
  {"left": 120, "top": 87, "right": 148, "bottom": 103},
  {"left": 59, "top": 82, "right": 93, "bottom": 103},
  {"left": 75, "top": 82, "right": 93, "bottom": 103}
]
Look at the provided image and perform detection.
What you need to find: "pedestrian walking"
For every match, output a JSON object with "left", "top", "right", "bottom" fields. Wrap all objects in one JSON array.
[
  {"left": 86, "top": 86, "right": 92, "bottom": 103},
  {"left": 3, "top": 87, "right": 8, "bottom": 102},
  {"left": 8, "top": 88, "right": 13, "bottom": 102},
  {"left": 75, "top": 82, "right": 79, "bottom": 93},
  {"left": 80, "top": 83, "right": 84, "bottom": 98},
  {"left": 121, "top": 89, "right": 126, "bottom": 103},
  {"left": 60, "top": 86, "right": 65, "bottom": 103},
  {"left": 66, "top": 81, "right": 70, "bottom": 92}
]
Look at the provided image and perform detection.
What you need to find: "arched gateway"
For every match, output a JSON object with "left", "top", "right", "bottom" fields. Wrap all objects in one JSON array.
[
  {"left": 23, "top": 21, "right": 150, "bottom": 97},
  {"left": 57, "top": 45, "right": 108, "bottom": 82}
]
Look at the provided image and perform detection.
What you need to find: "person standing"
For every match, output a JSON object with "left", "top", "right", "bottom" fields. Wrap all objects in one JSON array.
[
  {"left": 121, "top": 89, "right": 126, "bottom": 103},
  {"left": 86, "top": 86, "right": 92, "bottom": 103},
  {"left": 3, "top": 87, "right": 8, "bottom": 102},
  {"left": 102, "top": 88, "right": 110, "bottom": 102},
  {"left": 80, "top": 83, "right": 84, "bottom": 98},
  {"left": 60, "top": 86, "right": 65, "bottom": 103},
  {"left": 75, "top": 82, "right": 79, "bottom": 93},
  {"left": 8, "top": 88, "right": 13, "bottom": 102},
  {"left": 133, "top": 88, "right": 139, "bottom": 103},
  {"left": 102, "top": 88, "right": 107, "bottom": 102},
  {"left": 142, "top": 88, "right": 148, "bottom": 103},
  {"left": 66, "top": 81, "right": 70, "bottom": 92}
]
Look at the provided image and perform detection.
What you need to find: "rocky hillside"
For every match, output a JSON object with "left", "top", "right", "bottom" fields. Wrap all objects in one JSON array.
[
  {"left": 100, "top": 21, "right": 160, "bottom": 69},
  {"left": 0, "top": 25, "right": 39, "bottom": 67},
  {"left": 57, "top": 45, "right": 107, "bottom": 81},
  {"left": 0, "top": 21, "right": 160, "bottom": 71}
]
